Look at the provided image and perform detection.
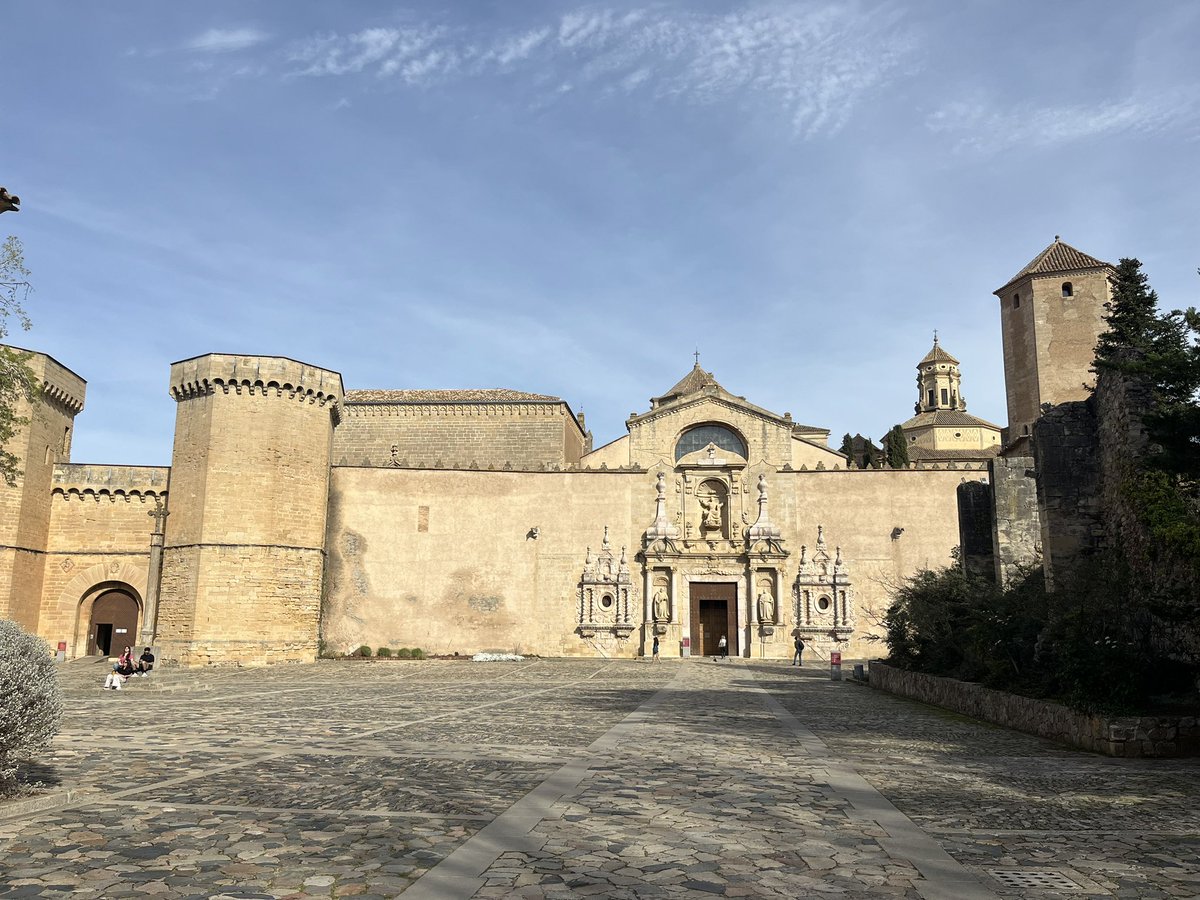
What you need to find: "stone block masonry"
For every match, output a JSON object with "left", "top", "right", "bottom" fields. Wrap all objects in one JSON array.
[
  {"left": 870, "top": 661, "right": 1200, "bottom": 758},
  {"left": 156, "top": 355, "right": 343, "bottom": 666}
]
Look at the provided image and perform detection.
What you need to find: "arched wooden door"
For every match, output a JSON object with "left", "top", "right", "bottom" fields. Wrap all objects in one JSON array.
[{"left": 87, "top": 591, "right": 140, "bottom": 656}]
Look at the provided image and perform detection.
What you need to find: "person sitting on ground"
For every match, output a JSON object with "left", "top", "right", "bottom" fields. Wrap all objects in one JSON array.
[
  {"left": 135, "top": 647, "right": 154, "bottom": 676},
  {"left": 116, "top": 645, "right": 135, "bottom": 677}
]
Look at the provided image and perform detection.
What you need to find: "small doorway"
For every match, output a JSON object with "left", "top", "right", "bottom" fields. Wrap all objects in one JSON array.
[
  {"left": 88, "top": 590, "right": 139, "bottom": 656},
  {"left": 689, "top": 582, "right": 738, "bottom": 656}
]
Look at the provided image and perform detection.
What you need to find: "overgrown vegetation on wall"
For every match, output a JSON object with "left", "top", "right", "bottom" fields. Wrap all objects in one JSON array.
[
  {"left": 0, "top": 235, "right": 39, "bottom": 486},
  {"left": 0, "top": 619, "right": 63, "bottom": 795},
  {"left": 886, "top": 259, "right": 1200, "bottom": 714}
]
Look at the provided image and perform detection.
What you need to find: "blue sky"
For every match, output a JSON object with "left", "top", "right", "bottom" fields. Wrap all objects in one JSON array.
[{"left": 3, "top": 1, "right": 1198, "bottom": 465}]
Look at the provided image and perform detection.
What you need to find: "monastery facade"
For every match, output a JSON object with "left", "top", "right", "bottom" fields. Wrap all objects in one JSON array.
[{"left": 0, "top": 239, "right": 1113, "bottom": 665}]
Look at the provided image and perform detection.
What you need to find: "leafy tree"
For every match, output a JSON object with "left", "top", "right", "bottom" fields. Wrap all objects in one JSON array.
[
  {"left": 884, "top": 424, "right": 910, "bottom": 468},
  {"left": 0, "top": 236, "right": 38, "bottom": 485},
  {"left": 839, "top": 432, "right": 853, "bottom": 459}
]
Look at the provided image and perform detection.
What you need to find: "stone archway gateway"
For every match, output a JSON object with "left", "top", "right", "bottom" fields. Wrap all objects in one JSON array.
[
  {"left": 689, "top": 582, "right": 737, "bottom": 656},
  {"left": 87, "top": 589, "right": 140, "bottom": 656}
]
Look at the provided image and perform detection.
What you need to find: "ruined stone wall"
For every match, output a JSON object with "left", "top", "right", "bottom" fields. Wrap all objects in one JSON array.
[
  {"left": 989, "top": 455, "right": 1041, "bottom": 586},
  {"left": 156, "top": 355, "right": 342, "bottom": 666},
  {"left": 0, "top": 352, "right": 85, "bottom": 629},
  {"left": 956, "top": 480, "right": 994, "bottom": 579},
  {"left": 333, "top": 402, "right": 584, "bottom": 469},
  {"left": 322, "top": 466, "right": 974, "bottom": 660},
  {"left": 35, "top": 464, "right": 167, "bottom": 655},
  {"left": 1032, "top": 401, "right": 1101, "bottom": 588}
]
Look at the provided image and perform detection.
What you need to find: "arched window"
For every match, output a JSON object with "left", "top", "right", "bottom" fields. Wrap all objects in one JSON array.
[
  {"left": 675, "top": 424, "right": 747, "bottom": 461},
  {"left": 1061, "top": 281, "right": 1073, "bottom": 297}
]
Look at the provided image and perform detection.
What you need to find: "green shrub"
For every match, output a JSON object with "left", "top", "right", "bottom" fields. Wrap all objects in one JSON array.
[
  {"left": 358, "top": 645, "right": 372, "bottom": 658},
  {"left": 0, "top": 620, "right": 63, "bottom": 794},
  {"left": 376, "top": 647, "right": 392, "bottom": 658},
  {"left": 410, "top": 648, "right": 425, "bottom": 660},
  {"left": 397, "top": 647, "right": 413, "bottom": 659}
]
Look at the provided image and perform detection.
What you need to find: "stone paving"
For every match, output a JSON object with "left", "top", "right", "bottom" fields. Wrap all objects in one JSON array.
[{"left": 1, "top": 658, "right": 1198, "bottom": 899}]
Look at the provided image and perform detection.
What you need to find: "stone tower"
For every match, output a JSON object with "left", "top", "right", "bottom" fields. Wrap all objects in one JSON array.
[
  {"left": 993, "top": 237, "right": 1113, "bottom": 444},
  {"left": 913, "top": 334, "right": 964, "bottom": 414},
  {"left": 156, "top": 355, "right": 343, "bottom": 666},
  {"left": 0, "top": 350, "right": 85, "bottom": 628}
]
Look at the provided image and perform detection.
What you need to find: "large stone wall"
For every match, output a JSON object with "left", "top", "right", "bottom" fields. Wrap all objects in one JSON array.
[
  {"left": 35, "top": 464, "right": 167, "bottom": 655},
  {"left": 989, "top": 455, "right": 1041, "bottom": 586},
  {"left": 1032, "top": 401, "right": 1101, "bottom": 587},
  {"left": 157, "top": 355, "right": 342, "bottom": 666},
  {"left": 0, "top": 352, "right": 84, "bottom": 628},
  {"left": 322, "top": 466, "right": 973, "bottom": 659},
  {"left": 870, "top": 661, "right": 1200, "bottom": 758},
  {"left": 334, "top": 400, "right": 585, "bottom": 470}
]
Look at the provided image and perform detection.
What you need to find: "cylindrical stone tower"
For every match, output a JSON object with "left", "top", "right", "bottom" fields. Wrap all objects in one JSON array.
[{"left": 156, "top": 354, "right": 343, "bottom": 666}]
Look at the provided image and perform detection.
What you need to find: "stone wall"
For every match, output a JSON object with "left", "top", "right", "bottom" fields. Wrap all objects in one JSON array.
[
  {"left": 157, "top": 355, "right": 342, "bottom": 666},
  {"left": 1032, "top": 401, "right": 1102, "bottom": 587},
  {"left": 334, "top": 400, "right": 585, "bottom": 470},
  {"left": 870, "top": 661, "right": 1200, "bottom": 758},
  {"left": 956, "top": 480, "right": 994, "bottom": 579},
  {"left": 35, "top": 464, "right": 167, "bottom": 655},
  {"left": 0, "top": 352, "right": 85, "bottom": 629},
  {"left": 322, "top": 466, "right": 974, "bottom": 660},
  {"left": 988, "top": 454, "right": 1040, "bottom": 586}
]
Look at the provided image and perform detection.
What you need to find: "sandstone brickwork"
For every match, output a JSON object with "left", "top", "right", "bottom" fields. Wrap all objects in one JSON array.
[{"left": 155, "top": 355, "right": 343, "bottom": 666}]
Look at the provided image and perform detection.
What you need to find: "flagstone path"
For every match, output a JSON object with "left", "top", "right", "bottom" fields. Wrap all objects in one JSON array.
[{"left": 1, "top": 658, "right": 1197, "bottom": 898}]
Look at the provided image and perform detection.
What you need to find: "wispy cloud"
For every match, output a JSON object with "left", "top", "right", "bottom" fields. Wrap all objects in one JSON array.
[
  {"left": 927, "top": 92, "right": 1196, "bottom": 153},
  {"left": 282, "top": 5, "right": 919, "bottom": 136},
  {"left": 185, "top": 27, "right": 270, "bottom": 54}
]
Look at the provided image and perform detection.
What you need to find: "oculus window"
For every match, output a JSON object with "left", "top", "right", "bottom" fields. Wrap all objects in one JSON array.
[{"left": 675, "top": 424, "right": 747, "bottom": 461}]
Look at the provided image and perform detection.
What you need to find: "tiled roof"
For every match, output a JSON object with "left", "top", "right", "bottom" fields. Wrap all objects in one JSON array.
[
  {"left": 997, "top": 238, "right": 1111, "bottom": 292},
  {"left": 654, "top": 365, "right": 722, "bottom": 402},
  {"left": 907, "top": 446, "right": 1001, "bottom": 461},
  {"left": 919, "top": 339, "right": 959, "bottom": 366},
  {"left": 345, "top": 389, "right": 561, "bottom": 403},
  {"left": 901, "top": 410, "right": 1001, "bottom": 430}
]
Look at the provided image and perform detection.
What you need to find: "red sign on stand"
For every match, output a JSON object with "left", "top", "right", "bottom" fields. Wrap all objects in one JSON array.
[
  {"left": 830, "top": 651, "right": 842, "bottom": 666},
  {"left": 57, "top": 641, "right": 67, "bottom": 652}
]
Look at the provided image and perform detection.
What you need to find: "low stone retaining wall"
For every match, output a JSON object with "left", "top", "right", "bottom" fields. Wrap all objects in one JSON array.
[{"left": 869, "top": 661, "right": 1200, "bottom": 758}]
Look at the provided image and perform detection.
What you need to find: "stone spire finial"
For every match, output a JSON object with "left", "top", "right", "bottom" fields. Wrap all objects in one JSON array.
[
  {"left": 747, "top": 473, "right": 781, "bottom": 543},
  {"left": 602, "top": 526, "right": 610, "bottom": 551},
  {"left": 645, "top": 470, "right": 681, "bottom": 544}
]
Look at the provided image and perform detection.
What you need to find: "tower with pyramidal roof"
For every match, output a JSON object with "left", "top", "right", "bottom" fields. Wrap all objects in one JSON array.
[{"left": 993, "top": 237, "right": 1113, "bottom": 445}]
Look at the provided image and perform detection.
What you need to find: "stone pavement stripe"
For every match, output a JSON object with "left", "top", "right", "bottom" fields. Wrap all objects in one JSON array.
[
  {"left": 755, "top": 683, "right": 1001, "bottom": 900},
  {"left": 401, "top": 667, "right": 682, "bottom": 899},
  {"left": 140, "top": 801, "right": 496, "bottom": 821},
  {"left": 1, "top": 661, "right": 615, "bottom": 825}
]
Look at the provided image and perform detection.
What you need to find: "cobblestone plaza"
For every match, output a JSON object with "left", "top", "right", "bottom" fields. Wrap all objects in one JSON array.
[{"left": 2, "top": 660, "right": 1199, "bottom": 898}]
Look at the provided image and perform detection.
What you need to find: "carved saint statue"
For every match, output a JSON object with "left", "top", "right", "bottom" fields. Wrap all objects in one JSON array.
[
  {"left": 652, "top": 589, "right": 669, "bottom": 623},
  {"left": 699, "top": 495, "right": 723, "bottom": 530},
  {"left": 756, "top": 591, "right": 776, "bottom": 624}
]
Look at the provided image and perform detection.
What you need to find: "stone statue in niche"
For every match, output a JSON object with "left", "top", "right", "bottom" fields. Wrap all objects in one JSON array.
[
  {"left": 757, "top": 592, "right": 776, "bottom": 624},
  {"left": 699, "top": 494, "right": 722, "bottom": 531},
  {"left": 653, "top": 589, "right": 669, "bottom": 623}
]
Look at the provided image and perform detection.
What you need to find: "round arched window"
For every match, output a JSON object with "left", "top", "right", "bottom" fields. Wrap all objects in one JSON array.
[
  {"left": 675, "top": 424, "right": 747, "bottom": 461},
  {"left": 599, "top": 594, "right": 614, "bottom": 609},
  {"left": 817, "top": 596, "right": 831, "bottom": 612}
]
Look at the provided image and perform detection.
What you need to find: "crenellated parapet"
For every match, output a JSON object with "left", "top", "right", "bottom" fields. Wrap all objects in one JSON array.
[{"left": 169, "top": 354, "right": 343, "bottom": 419}]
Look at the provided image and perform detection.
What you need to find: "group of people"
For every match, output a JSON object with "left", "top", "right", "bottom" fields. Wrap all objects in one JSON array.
[{"left": 102, "top": 646, "right": 155, "bottom": 690}]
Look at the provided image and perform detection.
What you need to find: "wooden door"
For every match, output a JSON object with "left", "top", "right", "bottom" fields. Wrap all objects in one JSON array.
[
  {"left": 689, "top": 583, "right": 738, "bottom": 656},
  {"left": 88, "top": 591, "right": 139, "bottom": 656}
]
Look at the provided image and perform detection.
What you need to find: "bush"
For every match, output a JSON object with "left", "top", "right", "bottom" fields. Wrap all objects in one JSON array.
[
  {"left": 376, "top": 647, "right": 391, "bottom": 658},
  {"left": 411, "top": 648, "right": 425, "bottom": 660},
  {"left": 358, "top": 645, "right": 372, "bottom": 658},
  {"left": 397, "top": 647, "right": 412, "bottom": 659},
  {"left": 0, "top": 620, "right": 63, "bottom": 794}
]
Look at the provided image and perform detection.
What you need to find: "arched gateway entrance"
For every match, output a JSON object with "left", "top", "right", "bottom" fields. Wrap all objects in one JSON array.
[{"left": 87, "top": 589, "right": 140, "bottom": 656}]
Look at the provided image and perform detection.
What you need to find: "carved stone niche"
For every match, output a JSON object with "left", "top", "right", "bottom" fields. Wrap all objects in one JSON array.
[
  {"left": 793, "top": 525, "right": 854, "bottom": 643},
  {"left": 577, "top": 526, "right": 634, "bottom": 639}
]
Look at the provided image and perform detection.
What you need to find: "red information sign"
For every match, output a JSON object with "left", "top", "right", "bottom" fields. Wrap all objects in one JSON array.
[
  {"left": 57, "top": 641, "right": 67, "bottom": 652},
  {"left": 830, "top": 651, "right": 842, "bottom": 666},
  {"left": 682, "top": 637, "right": 691, "bottom": 648}
]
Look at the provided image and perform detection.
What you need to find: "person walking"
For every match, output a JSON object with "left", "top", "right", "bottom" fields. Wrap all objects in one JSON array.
[
  {"left": 792, "top": 635, "right": 805, "bottom": 667},
  {"left": 652, "top": 635, "right": 660, "bottom": 661},
  {"left": 718, "top": 635, "right": 727, "bottom": 660}
]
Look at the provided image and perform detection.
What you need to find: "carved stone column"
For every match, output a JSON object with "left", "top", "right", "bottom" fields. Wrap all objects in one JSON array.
[{"left": 138, "top": 500, "right": 169, "bottom": 647}]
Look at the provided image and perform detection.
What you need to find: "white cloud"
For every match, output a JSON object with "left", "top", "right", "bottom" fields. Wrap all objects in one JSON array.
[
  {"left": 927, "top": 91, "right": 1194, "bottom": 152},
  {"left": 185, "top": 27, "right": 269, "bottom": 54},
  {"left": 282, "top": 5, "right": 919, "bottom": 137}
]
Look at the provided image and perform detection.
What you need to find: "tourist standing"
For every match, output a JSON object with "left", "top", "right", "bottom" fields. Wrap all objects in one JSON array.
[
  {"left": 718, "top": 635, "right": 727, "bottom": 659},
  {"left": 652, "top": 635, "right": 660, "bottom": 661},
  {"left": 792, "top": 636, "right": 805, "bottom": 667}
]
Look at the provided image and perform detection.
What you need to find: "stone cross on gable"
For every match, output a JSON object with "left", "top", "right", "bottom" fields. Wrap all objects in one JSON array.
[{"left": 148, "top": 499, "right": 170, "bottom": 535}]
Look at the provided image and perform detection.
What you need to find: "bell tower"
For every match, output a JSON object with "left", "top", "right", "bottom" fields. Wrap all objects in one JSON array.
[{"left": 993, "top": 237, "right": 1113, "bottom": 444}]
